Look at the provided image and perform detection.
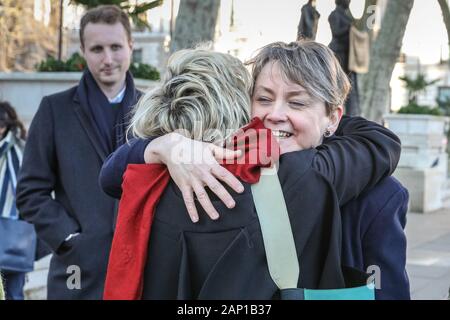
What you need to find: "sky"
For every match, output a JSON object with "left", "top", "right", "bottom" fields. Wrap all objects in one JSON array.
[{"left": 217, "top": 0, "right": 448, "bottom": 64}]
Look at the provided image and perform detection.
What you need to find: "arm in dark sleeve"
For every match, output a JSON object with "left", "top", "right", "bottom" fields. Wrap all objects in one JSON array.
[
  {"left": 99, "top": 138, "right": 151, "bottom": 199},
  {"left": 314, "top": 116, "right": 401, "bottom": 204},
  {"left": 361, "top": 182, "right": 410, "bottom": 300},
  {"left": 16, "top": 97, "right": 80, "bottom": 253}
]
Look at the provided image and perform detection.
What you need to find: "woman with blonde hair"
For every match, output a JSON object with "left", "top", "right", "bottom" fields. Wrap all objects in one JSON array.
[{"left": 100, "top": 42, "right": 402, "bottom": 300}]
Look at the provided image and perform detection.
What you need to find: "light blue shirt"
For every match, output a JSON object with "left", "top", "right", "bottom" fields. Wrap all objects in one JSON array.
[{"left": 108, "top": 85, "right": 126, "bottom": 104}]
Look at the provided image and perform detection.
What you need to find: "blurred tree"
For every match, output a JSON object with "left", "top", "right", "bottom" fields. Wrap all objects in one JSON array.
[
  {"left": 399, "top": 73, "right": 440, "bottom": 105},
  {"left": 0, "top": 0, "right": 57, "bottom": 71},
  {"left": 170, "top": 0, "right": 220, "bottom": 53},
  {"left": 353, "top": 0, "right": 378, "bottom": 32},
  {"left": 437, "top": 0, "right": 450, "bottom": 63},
  {"left": 359, "top": 0, "right": 415, "bottom": 122},
  {"left": 70, "top": 0, "right": 163, "bottom": 30},
  {"left": 396, "top": 73, "right": 442, "bottom": 116}
]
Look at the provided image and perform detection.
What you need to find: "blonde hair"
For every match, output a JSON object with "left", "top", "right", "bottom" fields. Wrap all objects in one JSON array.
[
  {"left": 129, "top": 48, "right": 251, "bottom": 144},
  {"left": 246, "top": 40, "right": 351, "bottom": 114}
]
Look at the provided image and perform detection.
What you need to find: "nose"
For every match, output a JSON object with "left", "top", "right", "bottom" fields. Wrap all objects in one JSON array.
[
  {"left": 266, "top": 103, "right": 288, "bottom": 124},
  {"left": 103, "top": 49, "right": 113, "bottom": 64}
]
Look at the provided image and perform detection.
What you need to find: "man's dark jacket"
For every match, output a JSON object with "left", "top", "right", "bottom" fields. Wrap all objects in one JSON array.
[{"left": 16, "top": 77, "right": 141, "bottom": 299}]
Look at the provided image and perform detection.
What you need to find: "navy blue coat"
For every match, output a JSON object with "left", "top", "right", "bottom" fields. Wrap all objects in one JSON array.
[{"left": 341, "top": 176, "right": 410, "bottom": 300}]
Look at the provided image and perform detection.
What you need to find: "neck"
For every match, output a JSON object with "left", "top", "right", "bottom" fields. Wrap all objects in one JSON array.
[{"left": 98, "top": 77, "right": 126, "bottom": 100}]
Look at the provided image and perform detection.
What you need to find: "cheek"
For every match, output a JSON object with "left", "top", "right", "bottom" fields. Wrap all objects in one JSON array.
[
  {"left": 85, "top": 55, "right": 100, "bottom": 68},
  {"left": 117, "top": 50, "right": 131, "bottom": 62},
  {"left": 292, "top": 116, "right": 323, "bottom": 146},
  {"left": 251, "top": 103, "right": 268, "bottom": 119}
]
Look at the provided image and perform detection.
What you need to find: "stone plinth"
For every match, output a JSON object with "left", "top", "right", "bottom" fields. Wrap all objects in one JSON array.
[
  {"left": 394, "top": 167, "right": 443, "bottom": 213},
  {"left": 384, "top": 113, "right": 450, "bottom": 213}
]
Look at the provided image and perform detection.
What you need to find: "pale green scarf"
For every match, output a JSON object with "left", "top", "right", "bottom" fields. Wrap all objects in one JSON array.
[{"left": 0, "top": 275, "right": 4, "bottom": 300}]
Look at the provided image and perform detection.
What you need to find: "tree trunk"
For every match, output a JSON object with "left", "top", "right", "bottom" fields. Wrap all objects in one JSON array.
[
  {"left": 360, "top": 0, "right": 414, "bottom": 123},
  {"left": 170, "top": 0, "right": 221, "bottom": 53},
  {"left": 438, "top": 0, "right": 450, "bottom": 62},
  {"left": 354, "top": 0, "right": 378, "bottom": 32}
]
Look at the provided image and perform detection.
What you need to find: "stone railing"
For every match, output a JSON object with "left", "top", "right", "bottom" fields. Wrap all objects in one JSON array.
[{"left": 0, "top": 72, "right": 158, "bottom": 127}]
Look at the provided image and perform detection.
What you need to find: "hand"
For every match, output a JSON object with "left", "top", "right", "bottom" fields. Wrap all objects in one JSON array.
[
  {"left": 144, "top": 133, "right": 244, "bottom": 222},
  {"left": 57, "top": 233, "right": 81, "bottom": 255}
]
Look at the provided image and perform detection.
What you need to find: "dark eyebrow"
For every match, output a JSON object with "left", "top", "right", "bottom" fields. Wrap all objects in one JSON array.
[
  {"left": 286, "top": 90, "right": 309, "bottom": 98},
  {"left": 255, "top": 86, "right": 309, "bottom": 97},
  {"left": 254, "top": 86, "right": 275, "bottom": 95},
  {"left": 89, "top": 45, "right": 103, "bottom": 50}
]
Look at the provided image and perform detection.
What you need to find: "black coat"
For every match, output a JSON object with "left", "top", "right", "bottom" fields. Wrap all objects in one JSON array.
[
  {"left": 100, "top": 117, "right": 401, "bottom": 299},
  {"left": 16, "top": 85, "right": 140, "bottom": 299}
]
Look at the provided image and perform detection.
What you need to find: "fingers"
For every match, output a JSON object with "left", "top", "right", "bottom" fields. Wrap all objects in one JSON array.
[
  {"left": 211, "top": 165, "right": 244, "bottom": 194},
  {"left": 180, "top": 186, "right": 199, "bottom": 223},
  {"left": 209, "top": 144, "right": 242, "bottom": 162},
  {"left": 191, "top": 180, "right": 220, "bottom": 221},
  {"left": 202, "top": 173, "right": 236, "bottom": 209}
]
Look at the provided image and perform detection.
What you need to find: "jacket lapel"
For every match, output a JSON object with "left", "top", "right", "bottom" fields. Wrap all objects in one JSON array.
[{"left": 73, "top": 92, "right": 109, "bottom": 161}]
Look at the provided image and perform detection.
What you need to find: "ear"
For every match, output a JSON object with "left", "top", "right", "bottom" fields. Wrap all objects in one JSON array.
[
  {"left": 129, "top": 40, "right": 134, "bottom": 51},
  {"left": 80, "top": 45, "right": 85, "bottom": 56},
  {"left": 327, "top": 106, "right": 344, "bottom": 134}
]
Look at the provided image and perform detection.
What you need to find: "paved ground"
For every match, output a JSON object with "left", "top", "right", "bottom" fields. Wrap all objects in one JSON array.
[
  {"left": 23, "top": 209, "right": 450, "bottom": 300},
  {"left": 405, "top": 208, "right": 450, "bottom": 299}
]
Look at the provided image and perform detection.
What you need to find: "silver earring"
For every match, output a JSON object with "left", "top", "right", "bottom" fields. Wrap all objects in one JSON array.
[{"left": 324, "top": 129, "right": 332, "bottom": 138}]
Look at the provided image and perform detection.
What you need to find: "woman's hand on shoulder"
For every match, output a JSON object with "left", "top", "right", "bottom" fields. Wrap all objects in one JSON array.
[{"left": 144, "top": 133, "right": 244, "bottom": 222}]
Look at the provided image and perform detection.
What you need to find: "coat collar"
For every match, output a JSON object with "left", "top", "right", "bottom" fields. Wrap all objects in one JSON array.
[
  {"left": 72, "top": 92, "right": 109, "bottom": 161},
  {"left": 71, "top": 72, "right": 141, "bottom": 161}
]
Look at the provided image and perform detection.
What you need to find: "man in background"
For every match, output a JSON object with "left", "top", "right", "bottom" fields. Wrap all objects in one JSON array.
[{"left": 16, "top": 5, "right": 140, "bottom": 299}]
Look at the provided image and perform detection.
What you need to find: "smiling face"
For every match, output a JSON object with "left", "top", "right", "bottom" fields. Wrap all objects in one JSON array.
[
  {"left": 251, "top": 61, "right": 343, "bottom": 154},
  {"left": 81, "top": 22, "right": 132, "bottom": 93}
]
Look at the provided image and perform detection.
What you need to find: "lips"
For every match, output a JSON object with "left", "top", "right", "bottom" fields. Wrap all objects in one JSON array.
[{"left": 101, "top": 67, "right": 117, "bottom": 74}]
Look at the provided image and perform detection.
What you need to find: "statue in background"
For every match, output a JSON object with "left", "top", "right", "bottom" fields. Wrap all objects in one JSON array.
[
  {"left": 297, "top": 0, "right": 320, "bottom": 40},
  {"left": 328, "top": 0, "right": 361, "bottom": 116}
]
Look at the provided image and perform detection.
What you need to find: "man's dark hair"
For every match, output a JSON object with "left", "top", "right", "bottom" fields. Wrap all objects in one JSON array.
[{"left": 79, "top": 5, "right": 131, "bottom": 48}]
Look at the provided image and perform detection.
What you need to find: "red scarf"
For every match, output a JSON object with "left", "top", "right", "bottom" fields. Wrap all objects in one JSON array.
[{"left": 103, "top": 118, "right": 279, "bottom": 300}]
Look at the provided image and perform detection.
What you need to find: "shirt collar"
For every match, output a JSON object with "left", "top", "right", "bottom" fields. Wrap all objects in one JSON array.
[{"left": 108, "top": 85, "right": 127, "bottom": 104}]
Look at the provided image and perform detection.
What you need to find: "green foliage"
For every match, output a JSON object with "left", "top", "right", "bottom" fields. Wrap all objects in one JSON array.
[
  {"left": 399, "top": 73, "right": 440, "bottom": 104},
  {"left": 36, "top": 53, "right": 85, "bottom": 72},
  {"left": 129, "top": 62, "right": 160, "bottom": 81},
  {"left": 36, "top": 57, "right": 72, "bottom": 72},
  {"left": 70, "top": 0, "right": 163, "bottom": 30},
  {"left": 397, "top": 73, "right": 443, "bottom": 116},
  {"left": 65, "top": 52, "right": 87, "bottom": 71},
  {"left": 397, "top": 103, "right": 443, "bottom": 116},
  {"left": 36, "top": 53, "right": 160, "bottom": 80}
]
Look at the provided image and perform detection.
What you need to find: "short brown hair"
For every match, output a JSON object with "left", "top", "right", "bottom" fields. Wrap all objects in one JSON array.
[
  {"left": 246, "top": 40, "right": 351, "bottom": 115},
  {"left": 79, "top": 5, "right": 131, "bottom": 48}
]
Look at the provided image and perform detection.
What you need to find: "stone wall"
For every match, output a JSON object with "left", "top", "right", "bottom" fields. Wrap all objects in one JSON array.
[{"left": 0, "top": 72, "right": 158, "bottom": 128}]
